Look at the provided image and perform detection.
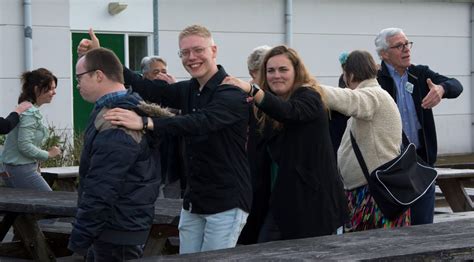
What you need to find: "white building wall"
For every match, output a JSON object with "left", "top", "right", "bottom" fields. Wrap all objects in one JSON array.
[
  {"left": 1, "top": 0, "right": 472, "bottom": 155},
  {"left": 0, "top": 0, "right": 72, "bottom": 135},
  {"left": 157, "top": 0, "right": 473, "bottom": 155}
]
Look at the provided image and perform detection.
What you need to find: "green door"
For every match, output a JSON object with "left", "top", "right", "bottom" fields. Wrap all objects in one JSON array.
[{"left": 71, "top": 33, "right": 125, "bottom": 133}]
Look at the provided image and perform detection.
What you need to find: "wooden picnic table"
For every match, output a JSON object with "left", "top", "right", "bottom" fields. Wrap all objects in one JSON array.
[
  {"left": 40, "top": 166, "right": 79, "bottom": 192},
  {"left": 436, "top": 167, "right": 474, "bottom": 212},
  {"left": 0, "top": 187, "right": 182, "bottom": 261},
  {"left": 137, "top": 218, "right": 474, "bottom": 261}
]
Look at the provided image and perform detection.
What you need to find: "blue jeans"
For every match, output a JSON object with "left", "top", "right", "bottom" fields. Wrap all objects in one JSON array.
[
  {"left": 178, "top": 208, "right": 248, "bottom": 254},
  {"left": 3, "top": 163, "right": 51, "bottom": 191},
  {"left": 410, "top": 184, "right": 435, "bottom": 225},
  {"left": 86, "top": 240, "right": 143, "bottom": 262},
  {"left": 257, "top": 212, "right": 282, "bottom": 243}
]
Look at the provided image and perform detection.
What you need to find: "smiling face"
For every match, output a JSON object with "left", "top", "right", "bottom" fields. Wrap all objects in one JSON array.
[
  {"left": 265, "top": 54, "right": 295, "bottom": 97},
  {"left": 179, "top": 34, "right": 218, "bottom": 86},
  {"left": 380, "top": 32, "right": 411, "bottom": 75},
  {"left": 35, "top": 81, "right": 56, "bottom": 106}
]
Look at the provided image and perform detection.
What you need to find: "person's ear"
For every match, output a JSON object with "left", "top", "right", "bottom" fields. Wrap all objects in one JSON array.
[
  {"left": 95, "top": 70, "right": 103, "bottom": 82},
  {"left": 380, "top": 50, "right": 389, "bottom": 61},
  {"left": 211, "top": 45, "right": 217, "bottom": 59}
]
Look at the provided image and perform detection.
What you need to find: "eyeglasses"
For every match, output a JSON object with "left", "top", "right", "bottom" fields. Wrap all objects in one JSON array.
[
  {"left": 178, "top": 46, "right": 211, "bottom": 58},
  {"left": 389, "top": 41, "right": 413, "bottom": 51},
  {"left": 75, "top": 69, "right": 97, "bottom": 83}
]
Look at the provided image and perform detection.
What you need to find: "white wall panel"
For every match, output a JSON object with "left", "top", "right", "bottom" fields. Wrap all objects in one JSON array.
[
  {"left": 70, "top": 0, "right": 153, "bottom": 33},
  {"left": 158, "top": 0, "right": 284, "bottom": 33},
  {"left": 0, "top": 79, "right": 22, "bottom": 119},
  {"left": 435, "top": 115, "right": 472, "bottom": 154},
  {"left": 295, "top": 1, "right": 470, "bottom": 37},
  {"left": 0, "top": 0, "right": 22, "bottom": 25},
  {"left": 0, "top": 26, "right": 24, "bottom": 78},
  {"left": 33, "top": 0, "right": 69, "bottom": 27}
]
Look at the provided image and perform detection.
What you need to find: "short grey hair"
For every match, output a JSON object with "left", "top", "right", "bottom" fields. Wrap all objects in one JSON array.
[
  {"left": 247, "top": 45, "right": 272, "bottom": 72},
  {"left": 140, "top": 56, "right": 167, "bottom": 73},
  {"left": 374, "top": 28, "right": 404, "bottom": 58}
]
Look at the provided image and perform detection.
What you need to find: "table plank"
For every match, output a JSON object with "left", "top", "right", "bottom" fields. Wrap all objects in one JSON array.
[
  {"left": 41, "top": 166, "right": 79, "bottom": 179},
  {"left": 436, "top": 168, "right": 474, "bottom": 180},
  {"left": 0, "top": 188, "right": 182, "bottom": 224},
  {"left": 436, "top": 168, "right": 474, "bottom": 212},
  {"left": 139, "top": 219, "right": 474, "bottom": 261},
  {"left": 0, "top": 187, "right": 182, "bottom": 259}
]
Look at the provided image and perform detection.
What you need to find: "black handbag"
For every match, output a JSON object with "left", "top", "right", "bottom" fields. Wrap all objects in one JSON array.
[{"left": 350, "top": 132, "right": 437, "bottom": 220}]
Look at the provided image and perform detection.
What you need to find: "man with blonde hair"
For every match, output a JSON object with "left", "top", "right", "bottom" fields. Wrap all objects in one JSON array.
[{"left": 77, "top": 25, "right": 252, "bottom": 254}]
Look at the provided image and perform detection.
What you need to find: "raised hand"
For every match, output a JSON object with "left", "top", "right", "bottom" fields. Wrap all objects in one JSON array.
[
  {"left": 77, "top": 28, "right": 100, "bottom": 57},
  {"left": 156, "top": 73, "right": 177, "bottom": 84},
  {"left": 421, "top": 78, "right": 445, "bottom": 109}
]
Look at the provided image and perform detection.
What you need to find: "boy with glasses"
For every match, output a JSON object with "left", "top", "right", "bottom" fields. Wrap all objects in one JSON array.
[
  {"left": 68, "top": 48, "right": 161, "bottom": 260},
  {"left": 375, "top": 27, "right": 463, "bottom": 225}
]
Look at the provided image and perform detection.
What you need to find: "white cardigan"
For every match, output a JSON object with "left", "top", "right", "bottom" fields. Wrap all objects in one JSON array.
[{"left": 321, "top": 79, "right": 402, "bottom": 190}]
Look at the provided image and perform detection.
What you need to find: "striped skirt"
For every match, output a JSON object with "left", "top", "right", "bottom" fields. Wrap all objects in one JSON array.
[{"left": 345, "top": 184, "right": 410, "bottom": 232}]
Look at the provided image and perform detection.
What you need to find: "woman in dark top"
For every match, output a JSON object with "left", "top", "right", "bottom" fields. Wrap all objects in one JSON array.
[
  {"left": 225, "top": 45, "right": 348, "bottom": 242},
  {"left": 0, "top": 102, "right": 32, "bottom": 134}
]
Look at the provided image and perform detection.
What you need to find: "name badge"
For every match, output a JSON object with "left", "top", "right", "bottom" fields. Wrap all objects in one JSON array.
[{"left": 405, "top": 82, "right": 414, "bottom": 94}]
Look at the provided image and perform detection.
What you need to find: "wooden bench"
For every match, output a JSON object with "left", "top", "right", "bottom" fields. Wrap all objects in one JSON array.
[
  {"left": 436, "top": 168, "right": 474, "bottom": 212},
  {"left": 434, "top": 211, "right": 474, "bottom": 223},
  {"left": 0, "top": 187, "right": 182, "bottom": 261},
  {"left": 137, "top": 219, "right": 474, "bottom": 261},
  {"left": 41, "top": 166, "right": 79, "bottom": 192}
]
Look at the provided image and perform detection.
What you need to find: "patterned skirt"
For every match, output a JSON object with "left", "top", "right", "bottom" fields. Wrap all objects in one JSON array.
[{"left": 345, "top": 184, "right": 410, "bottom": 232}]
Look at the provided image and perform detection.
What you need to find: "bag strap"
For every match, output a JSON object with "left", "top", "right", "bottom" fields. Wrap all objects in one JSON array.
[
  {"left": 401, "top": 131, "right": 410, "bottom": 149},
  {"left": 349, "top": 131, "right": 371, "bottom": 181}
]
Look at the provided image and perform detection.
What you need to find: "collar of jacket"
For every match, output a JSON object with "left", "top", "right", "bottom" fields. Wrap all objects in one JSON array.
[{"left": 189, "top": 64, "right": 228, "bottom": 93}]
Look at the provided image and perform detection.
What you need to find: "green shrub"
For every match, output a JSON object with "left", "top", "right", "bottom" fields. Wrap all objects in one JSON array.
[
  {"left": 0, "top": 126, "right": 83, "bottom": 168},
  {"left": 41, "top": 126, "right": 83, "bottom": 167}
]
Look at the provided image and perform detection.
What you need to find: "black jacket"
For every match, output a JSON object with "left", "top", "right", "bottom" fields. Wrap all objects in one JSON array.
[
  {"left": 0, "top": 112, "right": 19, "bottom": 135},
  {"left": 254, "top": 87, "right": 348, "bottom": 240},
  {"left": 124, "top": 66, "right": 252, "bottom": 215},
  {"left": 377, "top": 62, "right": 463, "bottom": 165},
  {"left": 68, "top": 91, "right": 160, "bottom": 254}
]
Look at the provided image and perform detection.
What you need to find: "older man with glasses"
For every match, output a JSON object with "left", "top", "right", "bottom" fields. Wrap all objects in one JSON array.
[{"left": 375, "top": 27, "right": 463, "bottom": 225}]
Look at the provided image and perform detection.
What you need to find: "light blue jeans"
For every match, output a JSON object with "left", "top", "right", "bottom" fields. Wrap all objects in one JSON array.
[
  {"left": 3, "top": 163, "right": 52, "bottom": 191},
  {"left": 178, "top": 208, "right": 248, "bottom": 254}
]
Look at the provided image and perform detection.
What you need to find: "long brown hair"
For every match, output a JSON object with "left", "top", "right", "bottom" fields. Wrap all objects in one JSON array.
[
  {"left": 19, "top": 68, "right": 57, "bottom": 104},
  {"left": 255, "top": 45, "right": 327, "bottom": 130}
]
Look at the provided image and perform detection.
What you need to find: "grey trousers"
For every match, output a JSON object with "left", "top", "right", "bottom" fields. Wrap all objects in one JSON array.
[{"left": 3, "top": 162, "right": 52, "bottom": 191}]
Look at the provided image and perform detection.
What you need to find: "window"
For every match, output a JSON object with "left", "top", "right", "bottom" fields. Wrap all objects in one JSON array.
[{"left": 128, "top": 36, "right": 148, "bottom": 72}]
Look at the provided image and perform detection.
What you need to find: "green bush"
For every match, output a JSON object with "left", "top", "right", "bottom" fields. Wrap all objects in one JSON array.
[{"left": 41, "top": 126, "right": 83, "bottom": 167}]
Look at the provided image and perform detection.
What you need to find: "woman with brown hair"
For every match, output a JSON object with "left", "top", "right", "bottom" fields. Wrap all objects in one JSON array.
[
  {"left": 1, "top": 68, "right": 61, "bottom": 191},
  {"left": 225, "top": 45, "right": 348, "bottom": 242}
]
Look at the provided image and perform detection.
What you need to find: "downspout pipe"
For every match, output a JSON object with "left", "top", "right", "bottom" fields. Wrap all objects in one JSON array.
[
  {"left": 285, "top": 0, "right": 293, "bottom": 47},
  {"left": 24, "top": 0, "right": 33, "bottom": 71},
  {"left": 153, "top": 0, "right": 159, "bottom": 55},
  {"left": 471, "top": 3, "right": 474, "bottom": 152}
]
